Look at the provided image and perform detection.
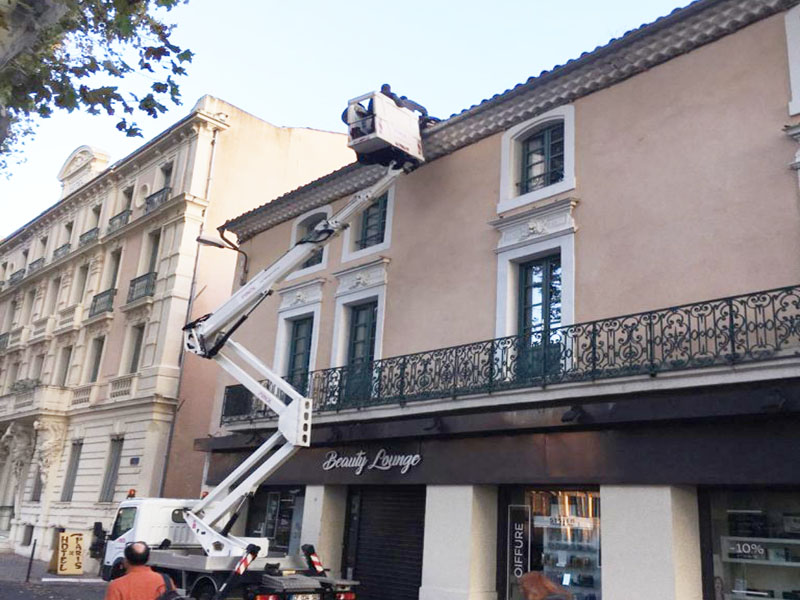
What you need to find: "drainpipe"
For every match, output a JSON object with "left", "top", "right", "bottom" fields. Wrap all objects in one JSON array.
[{"left": 158, "top": 125, "right": 221, "bottom": 497}]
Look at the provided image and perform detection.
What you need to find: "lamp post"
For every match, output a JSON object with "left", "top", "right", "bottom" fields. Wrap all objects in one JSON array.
[{"left": 196, "top": 232, "right": 249, "bottom": 286}]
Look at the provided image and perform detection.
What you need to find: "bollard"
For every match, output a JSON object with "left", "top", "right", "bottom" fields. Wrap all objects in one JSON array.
[{"left": 25, "top": 538, "right": 37, "bottom": 583}]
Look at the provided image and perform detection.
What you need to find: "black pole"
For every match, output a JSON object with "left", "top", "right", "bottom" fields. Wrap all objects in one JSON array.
[{"left": 25, "top": 539, "right": 37, "bottom": 583}]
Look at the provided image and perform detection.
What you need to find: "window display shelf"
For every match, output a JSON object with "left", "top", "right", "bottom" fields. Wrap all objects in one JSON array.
[{"left": 721, "top": 535, "right": 800, "bottom": 568}]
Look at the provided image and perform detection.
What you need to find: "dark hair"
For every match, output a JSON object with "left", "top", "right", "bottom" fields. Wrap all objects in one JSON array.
[{"left": 124, "top": 541, "right": 150, "bottom": 565}]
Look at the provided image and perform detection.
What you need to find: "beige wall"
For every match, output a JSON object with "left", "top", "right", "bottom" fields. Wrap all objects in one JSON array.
[
  {"left": 573, "top": 13, "right": 800, "bottom": 319},
  {"left": 163, "top": 99, "right": 353, "bottom": 497}
]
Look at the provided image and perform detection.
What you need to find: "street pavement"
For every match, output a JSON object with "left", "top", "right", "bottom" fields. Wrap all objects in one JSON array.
[{"left": 0, "top": 552, "right": 106, "bottom": 600}]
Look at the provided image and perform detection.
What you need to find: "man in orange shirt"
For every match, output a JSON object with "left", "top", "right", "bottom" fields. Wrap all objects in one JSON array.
[{"left": 104, "top": 541, "right": 174, "bottom": 600}]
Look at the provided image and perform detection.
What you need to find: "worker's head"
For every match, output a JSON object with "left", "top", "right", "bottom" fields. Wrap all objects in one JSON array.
[{"left": 124, "top": 541, "right": 150, "bottom": 566}]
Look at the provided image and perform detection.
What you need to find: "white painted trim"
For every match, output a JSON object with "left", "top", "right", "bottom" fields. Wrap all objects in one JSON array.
[
  {"left": 340, "top": 186, "right": 395, "bottom": 263},
  {"left": 329, "top": 260, "right": 388, "bottom": 368},
  {"left": 498, "top": 104, "right": 576, "bottom": 214},
  {"left": 273, "top": 280, "right": 324, "bottom": 377},
  {"left": 786, "top": 5, "right": 800, "bottom": 116},
  {"left": 285, "top": 205, "right": 333, "bottom": 281},
  {"left": 494, "top": 226, "right": 575, "bottom": 338}
]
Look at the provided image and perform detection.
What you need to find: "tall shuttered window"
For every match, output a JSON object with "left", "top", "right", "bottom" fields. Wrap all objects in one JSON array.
[
  {"left": 128, "top": 325, "right": 145, "bottom": 374},
  {"left": 520, "top": 123, "right": 564, "bottom": 195},
  {"left": 286, "top": 317, "right": 313, "bottom": 395},
  {"left": 356, "top": 194, "right": 388, "bottom": 250},
  {"left": 518, "top": 255, "right": 562, "bottom": 379},
  {"left": 60, "top": 440, "right": 83, "bottom": 502},
  {"left": 348, "top": 301, "right": 378, "bottom": 366},
  {"left": 88, "top": 336, "right": 105, "bottom": 383},
  {"left": 99, "top": 437, "right": 124, "bottom": 502},
  {"left": 300, "top": 216, "right": 325, "bottom": 269}
]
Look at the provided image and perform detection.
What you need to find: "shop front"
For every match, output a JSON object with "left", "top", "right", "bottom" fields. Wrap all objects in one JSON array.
[{"left": 201, "top": 380, "right": 800, "bottom": 599}]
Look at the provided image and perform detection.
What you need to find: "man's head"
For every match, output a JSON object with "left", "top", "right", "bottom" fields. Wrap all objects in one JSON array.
[{"left": 123, "top": 541, "right": 150, "bottom": 566}]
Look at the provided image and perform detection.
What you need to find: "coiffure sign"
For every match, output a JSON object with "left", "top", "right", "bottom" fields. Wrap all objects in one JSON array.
[{"left": 322, "top": 448, "right": 422, "bottom": 476}]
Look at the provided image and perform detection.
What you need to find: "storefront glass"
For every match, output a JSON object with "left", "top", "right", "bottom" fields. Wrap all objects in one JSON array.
[
  {"left": 707, "top": 490, "right": 800, "bottom": 599},
  {"left": 500, "top": 488, "right": 601, "bottom": 600},
  {"left": 245, "top": 486, "right": 305, "bottom": 556}
]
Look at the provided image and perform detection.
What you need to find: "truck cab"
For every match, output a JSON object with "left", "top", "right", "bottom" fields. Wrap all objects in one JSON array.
[{"left": 101, "top": 497, "right": 198, "bottom": 581}]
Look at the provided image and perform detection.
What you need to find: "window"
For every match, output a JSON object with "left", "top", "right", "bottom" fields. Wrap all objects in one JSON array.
[
  {"left": 357, "top": 193, "right": 388, "bottom": 250},
  {"left": 90, "top": 205, "right": 101, "bottom": 228},
  {"left": 127, "top": 325, "right": 145, "bottom": 374},
  {"left": 60, "top": 440, "right": 83, "bottom": 502},
  {"left": 160, "top": 162, "right": 173, "bottom": 189},
  {"left": 88, "top": 336, "right": 105, "bottom": 383},
  {"left": 517, "top": 255, "right": 562, "bottom": 380},
  {"left": 110, "top": 506, "right": 136, "bottom": 540},
  {"left": 286, "top": 317, "right": 313, "bottom": 395},
  {"left": 45, "top": 277, "right": 61, "bottom": 315},
  {"left": 344, "top": 301, "right": 378, "bottom": 402},
  {"left": 106, "top": 249, "right": 122, "bottom": 289},
  {"left": 146, "top": 230, "right": 160, "bottom": 274},
  {"left": 22, "top": 249, "right": 29, "bottom": 268},
  {"left": 30, "top": 466, "right": 42, "bottom": 502},
  {"left": 99, "top": 437, "right": 124, "bottom": 502},
  {"left": 31, "top": 353, "right": 45, "bottom": 381},
  {"left": 121, "top": 186, "right": 134, "bottom": 211},
  {"left": 245, "top": 486, "right": 305, "bottom": 556},
  {"left": 63, "top": 221, "right": 73, "bottom": 245},
  {"left": 499, "top": 104, "right": 575, "bottom": 213},
  {"left": 7, "top": 362, "right": 19, "bottom": 390},
  {"left": 3, "top": 300, "right": 15, "bottom": 332},
  {"left": 300, "top": 216, "right": 325, "bottom": 269},
  {"left": 38, "top": 236, "right": 48, "bottom": 259},
  {"left": 55, "top": 345, "right": 73, "bottom": 386},
  {"left": 73, "top": 264, "right": 89, "bottom": 305},
  {"left": 21, "top": 289, "right": 35, "bottom": 324},
  {"left": 498, "top": 488, "right": 601, "bottom": 600},
  {"left": 520, "top": 123, "right": 564, "bottom": 195}
]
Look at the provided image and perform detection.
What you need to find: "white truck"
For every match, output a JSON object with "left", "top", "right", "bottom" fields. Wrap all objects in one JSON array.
[{"left": 99, "top": 88, "right": 430, "bottom": 600}]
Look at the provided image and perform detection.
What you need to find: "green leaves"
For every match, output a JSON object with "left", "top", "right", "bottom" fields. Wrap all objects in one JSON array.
[{"left": 0, "top": 0, "right": 193, "bottom": 163}]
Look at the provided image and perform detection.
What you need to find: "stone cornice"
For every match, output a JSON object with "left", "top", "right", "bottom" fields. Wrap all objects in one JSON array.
[{"left": 224, "top": 0, "right": 798, "bottom": 242}]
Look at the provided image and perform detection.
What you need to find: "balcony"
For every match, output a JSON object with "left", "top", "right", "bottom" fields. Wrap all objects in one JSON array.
[
  {"left": 219, "top": 285, "right": 800, "bottom": 423},
  {"left": 110, "top": 374, "right": 138, "bottom": 400},
  {"left": 108, "top": 209, "right": 132, "bottom": 233},
  {"left": 27, "top": 258, "right": 45, "bottom": 273},
  {"left": 8, "top": 269, "right": 25, "bottom": 285},
  {"left": 71, "top": 384, "right": 96, "bottom": 407},
  {"left": 6, "top": 326, "right": 29, "bottom": 350},
  {"left": 0, "top": 333, "right": 7, "bottom": 350},
  {"left": 145, "top": 187, "right": 171, "bottom": 214},
  {"left": 79, "top": 227, "right": 99, "bottom": 246},
  {"left": 0, "top": 383, "right": 70, "bottom": 416},
  {"left": 88, "top": 289, "right": 116, "bottom": 318},
  {"left": 127, "top": 272, "right": 157, "bottom": 303},
  {"left": 53, "top": 243, "right": 71, "bottom": 260}
]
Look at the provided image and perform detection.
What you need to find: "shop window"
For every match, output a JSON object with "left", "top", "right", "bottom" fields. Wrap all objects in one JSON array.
[
  {"left": 705, "top": 489, "right": 800, "bottom": 599},
  {"left": 245, "top": 486, "right": 304, "bottom": 556},
  {"left": 499, "top": 488, "right": 601, "bottom": 600}
]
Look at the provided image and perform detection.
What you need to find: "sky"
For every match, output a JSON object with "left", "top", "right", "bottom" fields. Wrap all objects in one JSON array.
[{"left": 0, "top": 0, "right": 691, "bottom": 238}]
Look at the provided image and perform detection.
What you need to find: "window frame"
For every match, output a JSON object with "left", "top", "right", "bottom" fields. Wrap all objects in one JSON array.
[
  {"left": 498, "top": 104, "right": 575, "bottom": 214},
  {"left": 286, "top": 206, "right": 333, "bottom": 281},
  {"left": 98, "top": 437, "right": 124, "bottom": 503},
  {"left": 340, "top": 186, "right": 395, "bottom": 264},
  {"left": 286, "top": 316, "right": 314, "bottom": 395},
  {"left": 60, "top": 439, "right": 83, "bottom": 502}
]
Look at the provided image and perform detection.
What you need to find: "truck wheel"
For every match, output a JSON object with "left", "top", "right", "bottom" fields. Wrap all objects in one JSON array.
[
  {"left": 110, "top": 560, "right": 126, "bottom": 580},
  {"left": 191, "top": 580, "right": 216, "bottom": 600}
]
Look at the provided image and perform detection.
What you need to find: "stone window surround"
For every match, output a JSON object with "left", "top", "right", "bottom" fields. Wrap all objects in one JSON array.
[
  {"left": 274, "top": 278, "right": 324, "bottom": 378},
  {"left": 340, "top": 186, "right": 395, "bottom": 264},
  {"left": 285, "top": 206, "right": 333, "bottom": 281},
  {"left": 329, "top": 258, "right": 388, "bottom": 368},
  {"left": 493, "top": 198, "right": 577, "bottom": 338},
  {"left": 498, "top": 104, "right": 576, "bottom": 214}
]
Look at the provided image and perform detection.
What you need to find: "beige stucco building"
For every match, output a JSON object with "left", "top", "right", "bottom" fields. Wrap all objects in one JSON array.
[
  {"left": 192, "top": 2, "right": 800, "bottom": 600},
  {"left": 0, "top": 95, "right": 352, "bottom": 569}
]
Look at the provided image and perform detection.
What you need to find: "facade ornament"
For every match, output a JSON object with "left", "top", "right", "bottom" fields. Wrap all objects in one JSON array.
[
  {"left": 1, "top": 423, "right": 33, "bottom": 481},
  {"left": 291, "top": 291, "right": 307, "bottom": 306},
  {"left": 33, "top": 420, "right": 66, "bottom": 482},
  {"left": 351, "top": 274, "right": 369, "bottom": 289}
]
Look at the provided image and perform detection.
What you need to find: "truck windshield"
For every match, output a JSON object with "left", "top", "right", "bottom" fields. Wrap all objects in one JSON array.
[{"left": 110, "top": 507, "right": 136, "bottom": 540}]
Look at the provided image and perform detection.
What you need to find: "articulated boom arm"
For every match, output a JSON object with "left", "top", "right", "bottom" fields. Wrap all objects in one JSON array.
[{"left": 180, "top": 164, "right": 405, "bottom": 558}]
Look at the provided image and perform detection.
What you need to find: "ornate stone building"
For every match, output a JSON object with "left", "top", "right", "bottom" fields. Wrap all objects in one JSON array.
[{"left": 0, "top": 95, "right": 352, "bottom": 569}]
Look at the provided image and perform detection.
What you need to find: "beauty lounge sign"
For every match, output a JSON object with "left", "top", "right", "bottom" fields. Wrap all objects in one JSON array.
[{"left": 322, "top": 448, "right": 422, "bottom": 476}]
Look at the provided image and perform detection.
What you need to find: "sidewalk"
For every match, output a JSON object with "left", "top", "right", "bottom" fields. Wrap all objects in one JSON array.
[{"left": 0, "top": 551, "right": 103, "bottom": 582}]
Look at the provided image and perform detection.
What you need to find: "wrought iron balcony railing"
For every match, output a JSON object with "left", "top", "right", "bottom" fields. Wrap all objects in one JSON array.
[
  {"left": 27, "top": 257, "right": 45, "bottom": 273},
  {"left": 220, "top": 374, "right": 308, "bottom": 424},
  {"left": 108, "top": 209, "right": 132, "bottom": 232},
  {"left": 53, "top": 243, "right": 71, "bottom": 260},
  {"left": 8, "top": 269, "right": 25, "bottom": 285},
  {"left": 79, "top": 227, "right": 99, "bottom": 246},
  {"left": 145, "top": 187, "right": 171, "bottom": 214},
  {"left": 220, "top": 285, "right": 800, "bottom": 423},
  {"left": 88, "top": 288, "right": 116, "bottom": 318},
  {"left": 127, "top": 272, "right": 157, "bottom": 303}
]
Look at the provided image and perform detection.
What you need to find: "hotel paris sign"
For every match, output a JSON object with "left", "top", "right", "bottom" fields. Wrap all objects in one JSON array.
[{"left": 322, "top": 448, "right": 422, "bottom": 476}]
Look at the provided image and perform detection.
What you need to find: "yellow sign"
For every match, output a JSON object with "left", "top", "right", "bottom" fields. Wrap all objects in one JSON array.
[{"left": 57, "top": 531, "right": 84, "bottom": 575}]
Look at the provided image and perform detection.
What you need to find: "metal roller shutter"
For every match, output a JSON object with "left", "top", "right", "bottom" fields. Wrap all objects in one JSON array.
[{"left": 348, "top": 486, "right": 426, "bottom": 600}]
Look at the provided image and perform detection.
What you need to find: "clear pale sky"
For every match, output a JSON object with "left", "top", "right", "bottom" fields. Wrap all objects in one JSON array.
[{"left": 0, "top": 0, "right": 690, "bottom": 238}]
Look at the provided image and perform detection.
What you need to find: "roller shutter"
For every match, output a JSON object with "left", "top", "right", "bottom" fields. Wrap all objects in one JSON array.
[{"left": 346, "top": 486, "right": 426, "bottom": 600}]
